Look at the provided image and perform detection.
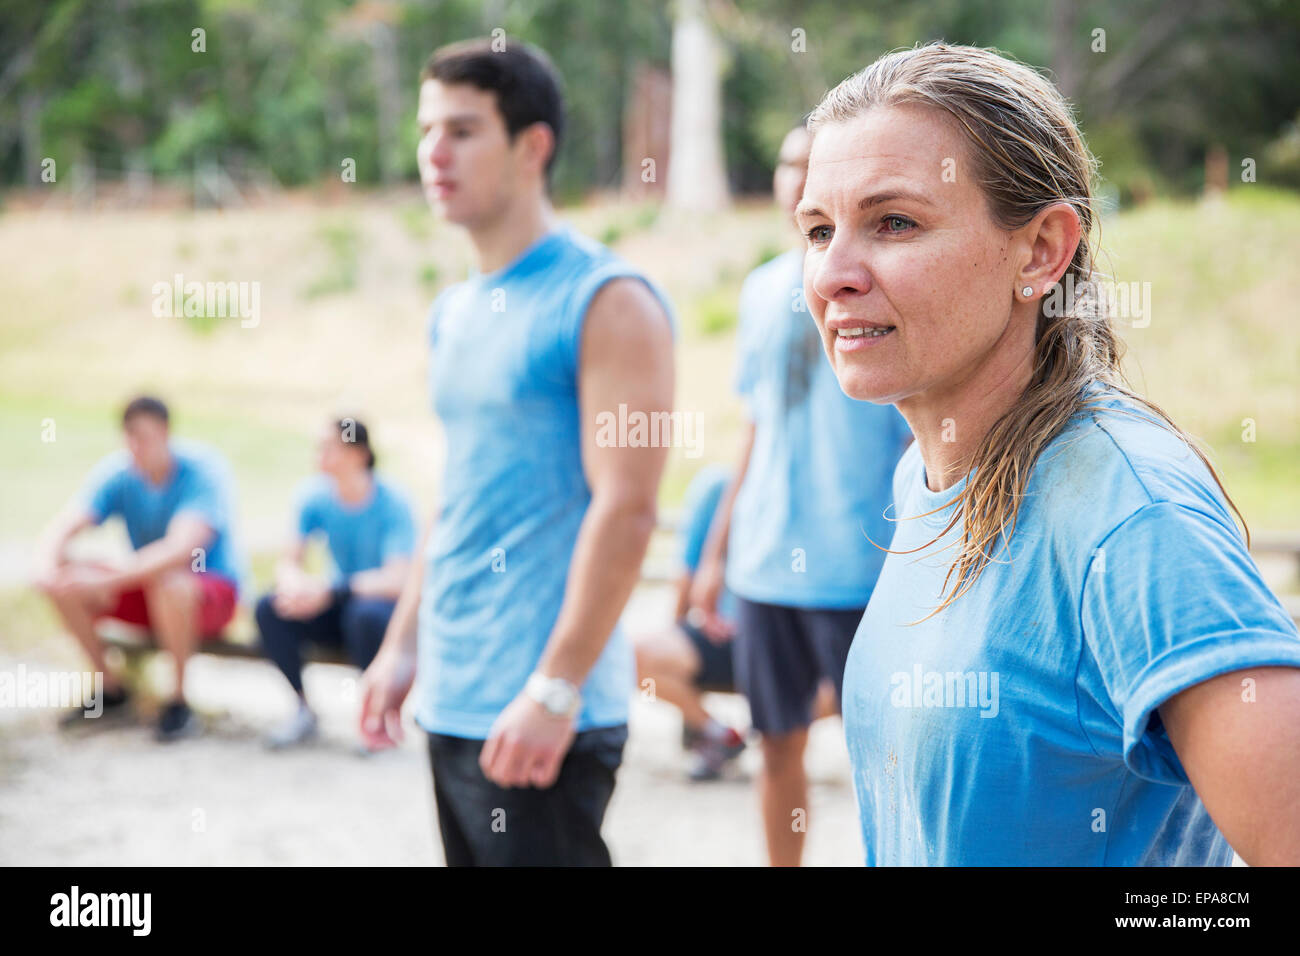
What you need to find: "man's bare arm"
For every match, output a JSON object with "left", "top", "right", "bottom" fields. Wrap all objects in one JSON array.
[
  {"left": 350, "top": 557, "right": 411, "bottom": 600},
  {"left": 686, "top": 420, "right": 754, "bottom": 634},
  {"left": 106, "top": 513, "right": 215, "bottom": 588},
  {"left": 380, "top": 517, "right": 433, "bottom": 655},
  {"left": 33, "top": 505, "right": 96, "bottom": 582},
  {"left": 356, "top": 515, "right": 433, "bottom": 750},
  {"left": 535, "top": 277, "right": 675, "bottom": 684}
]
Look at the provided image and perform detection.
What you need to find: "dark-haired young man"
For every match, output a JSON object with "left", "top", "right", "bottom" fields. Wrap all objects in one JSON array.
[
  {"left": 256, "top": 417, "right": 415, "bottom": 749},
  {"left": 359, "top": 38, "right": 675, "bottom": 866},
  {"left": 32, "top": 396, "right": 244, "bottom": 741}
]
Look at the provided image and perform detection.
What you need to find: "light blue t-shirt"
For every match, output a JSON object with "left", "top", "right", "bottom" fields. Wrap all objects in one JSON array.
[
  {"left": 679, "top": 464, "right": 737, "bottom": 623},
  {"left": 295, "top": 474, "right": 415, "bottom": 583},
  {"left": 728, "top": 248, "right": 912, "bottom": 609},
  {"left": 81, "top": 438, "right": 245, "bottom": 587},
  {"left": 844, "top": 387, "right": 1300, "bottom": 866},
  {"left": 416, "top": 224, "right": 675, "bottom": 739}
]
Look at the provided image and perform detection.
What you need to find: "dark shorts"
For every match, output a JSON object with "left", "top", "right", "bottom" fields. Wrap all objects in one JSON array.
[
  {"left": 733, "top": 596, "right": 865, "bottom": 736},
  {"left": 427, "top": 724, "right": 627, "bottom": 867},
  {"left": 678, "top": 619, "right": 735, "bottom": 690}
]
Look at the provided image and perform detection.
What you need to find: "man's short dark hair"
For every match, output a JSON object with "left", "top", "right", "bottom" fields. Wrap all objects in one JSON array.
[
  {"left": 122, "top": 395, "right": 169, "bottom": 427},
  {"left": 420, "top": 37, "right": 565, "bottom": 184}
]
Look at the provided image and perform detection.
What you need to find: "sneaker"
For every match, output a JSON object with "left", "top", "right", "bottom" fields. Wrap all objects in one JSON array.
[
  {"left": 686, "top": 728, "right": 746, "bottom": 782},
  {"left": 264, "top": 705, "right": 318, "bottom": 750},
  {"left": 59, "top": 685, "right": 131, "bottom": 730},
  {"left": 155, "top": 700, "right": 201, "bottom": 742}
]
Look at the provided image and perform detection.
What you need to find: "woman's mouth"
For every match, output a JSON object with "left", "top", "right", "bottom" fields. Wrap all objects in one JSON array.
[{"left": 833, "top": 325, "right": 895, "bottom": 351}]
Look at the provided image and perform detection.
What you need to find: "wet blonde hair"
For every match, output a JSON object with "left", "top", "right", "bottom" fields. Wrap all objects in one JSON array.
[{"left": 807, "top": 42, "right": 1246, "bottom": 616}]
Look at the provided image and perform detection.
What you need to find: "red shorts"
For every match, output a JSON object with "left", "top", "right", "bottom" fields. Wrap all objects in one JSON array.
[{"left": 97, "top": 572, "right": 238, "bottom": 639}]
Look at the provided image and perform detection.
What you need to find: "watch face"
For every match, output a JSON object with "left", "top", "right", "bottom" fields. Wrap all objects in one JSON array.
[
  {"left": 548, "top": 685, "right": 576, "bottom": 715},
  {"left": 529, "top": 675, "right": 577, "bottom": 716}
]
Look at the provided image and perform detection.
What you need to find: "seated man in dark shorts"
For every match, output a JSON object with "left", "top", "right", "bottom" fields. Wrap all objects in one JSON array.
[
  {"left": 633, "top": 465, "right": 746, "bottom": 780},
  {"left": 32, "top": 395, "right": 244, "bottom": 741},
  {"left": 256, "top": 417, "right": 415, "bottom": 748}
]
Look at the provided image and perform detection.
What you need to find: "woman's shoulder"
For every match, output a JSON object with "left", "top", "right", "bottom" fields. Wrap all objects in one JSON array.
[{"left": 1033, "top": 386, "right": 1239, "bottom": 539}]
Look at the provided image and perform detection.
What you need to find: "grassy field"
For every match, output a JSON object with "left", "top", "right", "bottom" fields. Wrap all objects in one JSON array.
[{"left": 1, "top": 185, "right": 1297, "bottom": 647}]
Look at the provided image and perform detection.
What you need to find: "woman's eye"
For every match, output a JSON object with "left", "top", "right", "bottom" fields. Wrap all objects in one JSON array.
[
  {"left": 882, "top": 215, "right": 915, "bottom": 233},
  {"left": 805, "top": 224, "right": 833, "bottom": 244}
]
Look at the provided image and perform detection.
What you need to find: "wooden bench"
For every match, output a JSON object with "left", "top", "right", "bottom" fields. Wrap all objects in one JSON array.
[
  {"left": 96, "top": 519, "right": 687, "bottom": 685},
  {"left": 99, "top": 523, "right": 1300, "bottom": 684}
]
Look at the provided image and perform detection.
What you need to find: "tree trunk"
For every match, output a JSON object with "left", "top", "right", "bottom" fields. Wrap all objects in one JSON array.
[{"left": 666, "top": 0, "right": 729, "bottom": 212}]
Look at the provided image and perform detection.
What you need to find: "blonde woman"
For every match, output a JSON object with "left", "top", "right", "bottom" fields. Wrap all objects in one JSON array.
[{"left": 798, "top": 43, "right": 1300, "bottom": 865}]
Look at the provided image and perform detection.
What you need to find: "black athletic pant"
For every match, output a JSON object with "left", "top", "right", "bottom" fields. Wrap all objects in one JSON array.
[
  {"left": 427, "top": 725, "right": 627, "bottom": 867},
  {"left": 255, "top": 592, "right": 395, "bottom": 694}
]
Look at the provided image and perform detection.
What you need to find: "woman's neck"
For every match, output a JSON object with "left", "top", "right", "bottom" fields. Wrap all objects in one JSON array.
[{"left": 897, "top": 318, "right": 1037, "bottom": 492}]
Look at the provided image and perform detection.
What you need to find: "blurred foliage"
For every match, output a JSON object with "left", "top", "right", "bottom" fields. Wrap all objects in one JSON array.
[
  {"left": 1263, "top": 112, "right": 1300, "bottom": 190},
  {"left": 1, "top": 0, "right": 1299, "bottom": 198},
  {"left": 301, "top": 217, "right": 360, "bottom": 298},
  {"left": 693, "top": 283, "right": 741, "bottom": 336}
]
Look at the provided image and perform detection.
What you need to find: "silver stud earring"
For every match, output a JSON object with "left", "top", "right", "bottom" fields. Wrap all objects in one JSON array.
[{"left": 1021, "top": 286, "right": 1033, "bottom": 297}]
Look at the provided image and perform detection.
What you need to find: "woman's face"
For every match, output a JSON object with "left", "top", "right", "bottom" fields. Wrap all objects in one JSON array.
[{"left": 798, "top": 103, "right": 1027, "bottom": 405}]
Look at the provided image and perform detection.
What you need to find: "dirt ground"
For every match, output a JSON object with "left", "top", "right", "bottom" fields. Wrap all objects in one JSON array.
[{"left": 0, "top": 589, "right": 862, "bottom": 867}]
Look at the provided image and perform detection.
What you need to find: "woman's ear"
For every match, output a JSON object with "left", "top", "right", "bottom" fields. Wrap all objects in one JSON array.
[{"left": 1016, "top": 202, "right": 1082, "bottom": 298}]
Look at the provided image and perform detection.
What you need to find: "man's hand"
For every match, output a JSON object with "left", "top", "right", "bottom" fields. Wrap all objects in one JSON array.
[
  {"left": 480, "top": 693, "right": 577, "bottom": 789},
  {"left": 687, "top": 554, "right": 734, "bottom": 642},
  {"left": 273, "top": 577, "right": 332, "bottom": 620},
  {"left": 47, "top": 564, "right": 118, "bottom": 609},
  {"left": 31, "top": 557, "right": 65, "bottom": 594},
  {"left": 274, "top": 561, "right": 314, "bottom": 594},
  {"left": 357, "top": 644, "right": 417, "bottom": 751}
]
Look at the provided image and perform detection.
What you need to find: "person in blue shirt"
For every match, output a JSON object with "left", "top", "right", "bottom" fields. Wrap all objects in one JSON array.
[
  {"left": 356, "top": 38, "right": 674, "bottom": 866},
  {"left": 690, "top": 123, "right": 913, "bottom": 866},
  {"left": 32, "top": 395, "right": 245, "bottom": 742},
  {"left": 632, "top": 465, "right": 747, "bottom": 782},
  {"left": 799, "top": 42, "right": 1300, "bottom": 865},
  {"left": 255, "top": 417, "right": 415, "bottom": 749}
]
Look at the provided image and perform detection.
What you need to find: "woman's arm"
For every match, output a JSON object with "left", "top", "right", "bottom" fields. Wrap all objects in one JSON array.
[{"left": 1161, "top": 665, "right": 1300, "bottom": 865}]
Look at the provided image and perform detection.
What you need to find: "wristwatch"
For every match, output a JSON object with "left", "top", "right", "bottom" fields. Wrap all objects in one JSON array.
[{"left": 525, "top": 673, "right": 581, "bottom": 718}]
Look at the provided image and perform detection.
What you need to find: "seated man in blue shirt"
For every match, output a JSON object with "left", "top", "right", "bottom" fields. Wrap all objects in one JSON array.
[
  {"left": 256, "top": 417, "right": 415, "bottom": 748},
  {"left": 32, "top": 395, "right": 245, "bottom": 742},
  {"left": 633, "top": 465, "right": 747, "bottom": 781}
]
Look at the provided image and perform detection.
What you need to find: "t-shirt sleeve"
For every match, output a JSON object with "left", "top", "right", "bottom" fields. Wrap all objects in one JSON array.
[
  {"left": 295, "top": 482, "right": 323, "bottom": 539},
  {"left": 1080, "top": 500, "right": 1300, "bottom": 784},
  {"left": 80, "top": 455, "right": 125, "bottom": 524},
  {"left": 174, "top": 460, "right": 227, "bottom": 532},
  {"left": 381, "top": 487, "right": 417, "bottom": 561}
]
